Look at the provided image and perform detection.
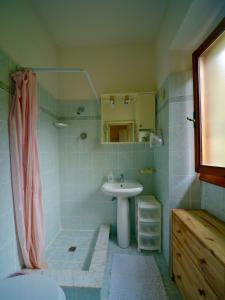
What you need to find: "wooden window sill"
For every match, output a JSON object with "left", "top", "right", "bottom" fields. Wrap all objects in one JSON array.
[{"left": 199, "top": 173, "right": 225, "bottom": 188}]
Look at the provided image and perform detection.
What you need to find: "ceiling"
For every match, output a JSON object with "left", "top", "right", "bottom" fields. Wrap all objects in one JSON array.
[{"left": 30, "top": 0, "right": 168, "bottom": 47}]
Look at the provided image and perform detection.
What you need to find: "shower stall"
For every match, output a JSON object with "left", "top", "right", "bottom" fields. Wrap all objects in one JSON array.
[
  {"left": 6, "top": 66, "right": 112, "bottom": 300},
  {"left": 37, "top": 68, "right": 111, "bottom": 300}
]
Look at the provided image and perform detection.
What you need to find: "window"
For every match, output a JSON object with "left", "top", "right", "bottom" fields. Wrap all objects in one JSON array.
[{"left": 193, "top": 17, "right": 225, "bottom": 187}]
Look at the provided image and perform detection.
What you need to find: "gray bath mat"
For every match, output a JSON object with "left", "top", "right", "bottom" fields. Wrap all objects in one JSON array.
[{"left": 109, "top": 254, "right": 168, "bottom": 300}]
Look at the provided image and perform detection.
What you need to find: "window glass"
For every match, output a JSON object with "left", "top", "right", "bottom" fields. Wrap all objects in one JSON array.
[{"left": 199, "top": 31, "right": 225, "bottom": 167}]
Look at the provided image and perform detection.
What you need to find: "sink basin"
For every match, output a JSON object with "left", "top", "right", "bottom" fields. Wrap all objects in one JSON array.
[
  {"left": 101, "top": 181, "right": 143, "bottom": 197},
  {"left": 101, "top": 180, "right": 143, "bottom": 248}
]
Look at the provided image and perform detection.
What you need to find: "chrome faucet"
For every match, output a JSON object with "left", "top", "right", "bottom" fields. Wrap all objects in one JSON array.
[{"left": 119, "top": 174, "right": 125, "bottom": 183}]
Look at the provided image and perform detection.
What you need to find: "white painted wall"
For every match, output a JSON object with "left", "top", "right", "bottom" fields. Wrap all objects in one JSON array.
[
  {"left": 154, "top": 0, "right": 193, "bottom": 87},
  {"left": 0, "top": 0, "right": 59, "bottom": 97},
  {"left": 58, "top": 45, "right": 156, "bottom": 100},
  {"left": 154, "top": 0, "right": 225, "bottom": 87}
]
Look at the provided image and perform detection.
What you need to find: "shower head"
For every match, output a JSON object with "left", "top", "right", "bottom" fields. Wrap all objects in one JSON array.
[{"left": 53, "top": 121, "right": 68, "bottom": 128}]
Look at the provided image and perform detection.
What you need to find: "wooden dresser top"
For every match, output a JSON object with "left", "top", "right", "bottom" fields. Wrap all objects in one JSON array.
[{"left": 172, "top": 209, "right": 225, "bottom": 267}]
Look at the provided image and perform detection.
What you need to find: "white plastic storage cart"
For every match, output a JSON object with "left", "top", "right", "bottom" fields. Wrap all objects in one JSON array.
[{"left": 136, "top": 195, "right": 161, "bottom": 252}]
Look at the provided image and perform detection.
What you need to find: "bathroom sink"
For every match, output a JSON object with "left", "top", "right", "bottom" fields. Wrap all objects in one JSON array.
[
  {"left": 101, "top": 180, "right": 143, "bottom": 248},
  {"left": 101, "top": 181, "right": 143, "bottom": 197}
]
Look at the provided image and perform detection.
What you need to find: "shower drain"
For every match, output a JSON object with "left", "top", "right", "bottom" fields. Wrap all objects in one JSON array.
[{"left": 68, "top": 246, "right": 76, "bottom": 252}]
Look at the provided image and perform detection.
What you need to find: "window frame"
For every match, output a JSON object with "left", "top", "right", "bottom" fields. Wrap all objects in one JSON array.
[{"left": 192, "top": 17, "right": 225, "bottom": 188}]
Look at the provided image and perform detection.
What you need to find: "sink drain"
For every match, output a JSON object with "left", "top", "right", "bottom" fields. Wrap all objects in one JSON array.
[{"left": 68, "top": 246, "right": 76, "bottom": 252}]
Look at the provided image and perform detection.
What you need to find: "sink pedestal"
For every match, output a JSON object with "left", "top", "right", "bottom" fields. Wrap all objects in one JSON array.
[
  {"left": 117, "top": 196, "right": 130, "bottom": 248},
  {"left": 101, "top": 180, "right": 143, "bottom": 248}
]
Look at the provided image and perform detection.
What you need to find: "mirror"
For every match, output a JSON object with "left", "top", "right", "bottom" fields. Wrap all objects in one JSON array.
[{"left": 101, "top": 93, "right": 155, "bottom": 143}]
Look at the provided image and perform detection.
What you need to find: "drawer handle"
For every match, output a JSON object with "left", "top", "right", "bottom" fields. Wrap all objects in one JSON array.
[
  {"left": 177, "top": 275, "right": 182, "bottom": 280},
  {"left": 198, "top": 288, "right": 205, "bottom": 296},
  {"left": 176, "top": 252, "right": 181, "bottom": 257},
  {"left": 200, "top": 258, "right": 206, "bottom": 264},
  {"left": 177, "top": 230, "right": 182, "bottom": 234}
]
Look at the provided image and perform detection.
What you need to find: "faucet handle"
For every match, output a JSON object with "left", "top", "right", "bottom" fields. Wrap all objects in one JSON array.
[{"left": 119, "top": 173, "right": 125, "bottom": 182}]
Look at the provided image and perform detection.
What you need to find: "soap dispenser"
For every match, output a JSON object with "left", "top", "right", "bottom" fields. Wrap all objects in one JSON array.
[{"left": 107, "top": 171, "right": 114, "bottom": 183}]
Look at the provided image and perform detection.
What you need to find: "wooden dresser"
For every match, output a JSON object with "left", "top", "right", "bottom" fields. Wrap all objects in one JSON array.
[{"left": 172, "top": 209, "right": 225, "bottom": 300}]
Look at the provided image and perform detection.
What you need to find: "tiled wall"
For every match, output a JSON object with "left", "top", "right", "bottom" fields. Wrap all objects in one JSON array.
[
  {"left": 38, "top": 86, "right": 61, "bottom": 246},
  {"left": 168, "top": 71, "right": 200, "bottom": 211},
  {"left": 0, "top": 52, "right": 20, "bottom": 278},
  {"left": 153, "top": 93, "right": 170, "bottom": 263},
  {"left": 58, "top": 100, "right": 154, "bottom": 233},
  {"left": 153, "top": 70, "right": 201, "bottom": 264},
  {"left": 168, "top": 71, "right": 225, "bottom": 250},
  {"left": 0, "top": 50, "right": 61, "bottom": 277},
  {"left": 0, "top": 45, "right": 154, "bottom": 279},
  {"left": 201, "top": 182, "right": 225, "bottom": 222}
]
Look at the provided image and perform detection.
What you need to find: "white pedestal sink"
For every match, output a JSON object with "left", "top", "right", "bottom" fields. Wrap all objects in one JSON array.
[{"left": 101, "top": 181, "right": 143, "bottom": 248}]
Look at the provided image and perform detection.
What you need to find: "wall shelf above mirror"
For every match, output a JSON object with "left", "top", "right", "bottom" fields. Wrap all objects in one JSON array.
[{"left": 101, "top": 92, "right": 156, "bottom": 144}]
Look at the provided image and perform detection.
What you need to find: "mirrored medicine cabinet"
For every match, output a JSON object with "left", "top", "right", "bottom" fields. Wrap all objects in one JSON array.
[{"left": 101, "top": 92, "right": 155, "bottom": 144}]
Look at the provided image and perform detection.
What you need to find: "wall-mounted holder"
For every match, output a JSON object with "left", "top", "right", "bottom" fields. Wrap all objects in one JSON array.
[
  {"left": 139, "top": 168, "right": 155, "bottom": 175},
  {"left": 149, "top": 129, "right": 163, "bottom": 148}
]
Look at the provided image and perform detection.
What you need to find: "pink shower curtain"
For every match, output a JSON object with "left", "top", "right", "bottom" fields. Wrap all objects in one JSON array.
[{"left": 9, "top": 70, "right": 46, "bottom": 269}]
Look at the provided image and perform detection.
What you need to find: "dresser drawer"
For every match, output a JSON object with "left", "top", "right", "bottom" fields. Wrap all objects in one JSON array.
[
  {"left": 173, "top": 235, "right": 218, "bottom": 300},
  {"left": 173, "top": 214, "right": 225, "bottom": 299}
]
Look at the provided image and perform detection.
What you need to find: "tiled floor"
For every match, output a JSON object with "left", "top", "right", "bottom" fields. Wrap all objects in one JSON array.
[
  {"left": 24, "top": 225, "right": 110, "bottom": 300},
  {"left": 45, "top": 230, "right": 181, "bottom": 299},
  {"left": 46, "top": 230, "right": 98, "bottom": 271},
  {"left": 101, "top": 235, "right": 182, "bottom": 300}
]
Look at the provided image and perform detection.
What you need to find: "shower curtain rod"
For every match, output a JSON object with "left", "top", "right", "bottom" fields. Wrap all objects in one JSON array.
[{"left": 29, "top": 67, "right": 100, "bottom": 103}]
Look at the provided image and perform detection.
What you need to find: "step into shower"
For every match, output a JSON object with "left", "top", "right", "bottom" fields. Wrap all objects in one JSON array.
[{"left": 23, "top": 224, "right": 110, "bottom": 300}]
